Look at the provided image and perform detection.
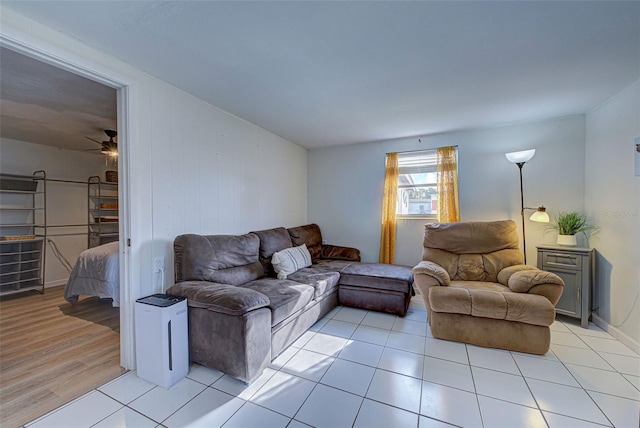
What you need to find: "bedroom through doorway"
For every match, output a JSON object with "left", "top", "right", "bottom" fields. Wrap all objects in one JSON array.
[{"left": 0, "top": 46, "right": 125, "bottom": 427}]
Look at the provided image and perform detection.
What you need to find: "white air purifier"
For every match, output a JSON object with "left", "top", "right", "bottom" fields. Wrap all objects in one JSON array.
[{"left": 135, "top": 294, "right": 189, "bottom": 388}]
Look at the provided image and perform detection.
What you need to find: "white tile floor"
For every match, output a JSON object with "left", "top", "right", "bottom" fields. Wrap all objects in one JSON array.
[{"left": 24, "top": 297, "right": 640, "bottom": 428}]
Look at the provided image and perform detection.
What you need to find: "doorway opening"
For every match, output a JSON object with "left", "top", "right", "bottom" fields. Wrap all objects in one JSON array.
[{"left": 0, "top": 42, "right": 133, "bottom": 426}]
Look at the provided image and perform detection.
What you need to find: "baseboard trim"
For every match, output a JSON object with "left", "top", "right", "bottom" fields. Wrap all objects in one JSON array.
[
  {"left": 45, "top": 279, "right": 67, "bottom": 288},
  {"left": 591, "top": 313, "right": 640, "bottom": 355}
]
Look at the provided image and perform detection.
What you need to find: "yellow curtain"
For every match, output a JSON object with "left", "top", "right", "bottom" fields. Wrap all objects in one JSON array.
[
  {"left": 379, "top": 152, "right": 399, "bottom": 264},
  {"left": 437, "top": 146, "right": 460, "bottom": 223}
]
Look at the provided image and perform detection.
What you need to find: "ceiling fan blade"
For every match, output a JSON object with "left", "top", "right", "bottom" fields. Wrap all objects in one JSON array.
[{"left": 85, "top": 136, "right": 102, "bottom": 145}]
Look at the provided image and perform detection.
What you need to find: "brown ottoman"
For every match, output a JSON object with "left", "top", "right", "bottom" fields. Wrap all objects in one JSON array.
[{"left": 338, "top": 263, "right": 414, "bottom": 316}]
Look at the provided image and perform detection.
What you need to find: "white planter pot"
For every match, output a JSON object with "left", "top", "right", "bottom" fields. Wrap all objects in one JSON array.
[{"left": 557, "top": 234, "right": 577, "bottom": 246}]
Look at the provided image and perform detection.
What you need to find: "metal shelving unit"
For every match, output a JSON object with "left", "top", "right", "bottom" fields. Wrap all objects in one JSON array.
[
  {"left": 88, "top": 176, "right": 119, "bottom": 248},
  {"left": 0, "top": 171, "right": 46, "bottom": 296}
]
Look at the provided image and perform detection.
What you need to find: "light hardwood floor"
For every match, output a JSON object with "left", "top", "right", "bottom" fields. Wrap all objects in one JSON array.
[{"left": 0, "top": 285, "right": 123, "bottom": 427}]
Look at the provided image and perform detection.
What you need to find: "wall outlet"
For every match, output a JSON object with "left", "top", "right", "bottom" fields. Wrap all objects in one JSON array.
[{"left": 154, "top": 257, "right": 164, "bottom": 272}]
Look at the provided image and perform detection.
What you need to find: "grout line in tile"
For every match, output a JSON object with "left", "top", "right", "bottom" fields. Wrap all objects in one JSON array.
[
  {"left": 89, "top": 400, "right": 150, "bottom": 428},
  {"left": 583, "top": 385, "right": 640, "bottom": 402},
  {"left": 595, "top": 348, "right": 640, "bottom": 361},
  {"left": 157, "top": 386, "right": 210, "bottom": 426},
  {"left": 543, "top": 407, "right": 613, "bottom": 428}
]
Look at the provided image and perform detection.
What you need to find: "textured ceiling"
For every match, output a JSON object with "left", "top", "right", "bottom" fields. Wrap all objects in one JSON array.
[
  {"left": 2, "top": 1, "right": 639, "bottom": 149},
  {"left": 0, "top": 47, "right": 117, "bottom": 153}
]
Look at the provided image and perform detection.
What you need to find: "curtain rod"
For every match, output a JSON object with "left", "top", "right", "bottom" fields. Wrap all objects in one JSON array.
[{"left": 386, "top": 145, "right": 458, "bottom": 155}]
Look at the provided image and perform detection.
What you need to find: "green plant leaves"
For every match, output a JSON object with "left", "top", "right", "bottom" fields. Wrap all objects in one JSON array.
[{"left": 548, "top": 211, "right": 597, "bottom": 235}]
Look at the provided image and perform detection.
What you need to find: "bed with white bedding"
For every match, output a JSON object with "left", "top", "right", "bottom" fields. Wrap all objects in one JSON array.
[{"left": 64, "top": 241, "right": 120, "bottom": 307}]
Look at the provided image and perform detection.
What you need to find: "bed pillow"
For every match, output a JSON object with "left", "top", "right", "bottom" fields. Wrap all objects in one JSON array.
[{"left": 271, "top": 244, "right": 312, "bottom": 279}]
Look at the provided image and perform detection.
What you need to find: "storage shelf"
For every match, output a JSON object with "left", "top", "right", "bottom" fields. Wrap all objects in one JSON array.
[
  {"left": 88, "top": 175, "right": 119, "bottom": 248},
  {"left": 0, "top": 283, "right": 44, "bottom": 296},
  {"left": 90, "top": 209, "right": 118, "bottom": 214},
  {"left": 0, "top": 172, "right": 46, "bottom": 296},
  {"left": 0, "top": 266, "right": 40, "bottom": 275},
  {"left": 90, "top": 196, "right": 118, "bottom": 202},
  {"left": 0, "top": 189, "right": 39, "bottom": 194},
  {"left": 0, "top": 238, "right": 43, "bottom": 245},
  {"left": 0, "top": 207, "right": 45, "bottom": 211},
  {"left": 89, "top": 232, "right": 119, "bottom": 237}
]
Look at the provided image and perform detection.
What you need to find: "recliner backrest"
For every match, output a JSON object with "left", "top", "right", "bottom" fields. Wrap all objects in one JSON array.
[{"left": 422, "top": 220, "right": 524, "bottom": 282}]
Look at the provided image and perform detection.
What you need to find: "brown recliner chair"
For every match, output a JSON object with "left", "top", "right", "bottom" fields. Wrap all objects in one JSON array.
[{"left": 412, "top": 220, "right": 564, "bottom": 354}]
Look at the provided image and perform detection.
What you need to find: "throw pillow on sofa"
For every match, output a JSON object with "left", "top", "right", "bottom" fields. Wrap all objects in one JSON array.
[{"left": 272, "top": 244, "right": 312, "bottom": 279}]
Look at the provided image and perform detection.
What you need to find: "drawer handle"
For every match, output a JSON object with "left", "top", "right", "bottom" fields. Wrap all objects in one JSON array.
[{"left": 549, "top": 254, "right": 575, "bottom": 259}]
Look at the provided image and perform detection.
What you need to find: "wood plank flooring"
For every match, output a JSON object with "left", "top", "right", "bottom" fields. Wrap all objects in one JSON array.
[{"left": 0, "top": 285, "right": 123, "bottom": 427}]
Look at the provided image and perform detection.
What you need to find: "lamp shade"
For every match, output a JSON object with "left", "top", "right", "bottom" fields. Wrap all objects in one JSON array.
[
  {"left": 505, "top": 149, "right": 536, "bottom": 164},
  {"left": 530, "top": 207, "right": 550, "bottom": 223}
]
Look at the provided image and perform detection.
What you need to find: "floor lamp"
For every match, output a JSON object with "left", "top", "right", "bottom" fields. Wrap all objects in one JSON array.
[{"left": 505, "top": 149, "right": 550, "bottom": 264}]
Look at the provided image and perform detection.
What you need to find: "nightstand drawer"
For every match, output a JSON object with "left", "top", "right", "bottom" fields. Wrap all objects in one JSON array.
[{"left": 542, "top": 252, "right": 582, "bottom": 270}]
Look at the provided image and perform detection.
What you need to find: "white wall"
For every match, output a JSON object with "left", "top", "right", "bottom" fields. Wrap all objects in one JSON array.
[
  {"left": 1, "top": 7, "right": 308, "bottom": 368},
  {"left": 0, "top": 138, "right": 113, "bottom": 286},
  {"left": 585, "top": 81, "right": 640, "bottom": 347},
  {"left": 308, "top": 115, "right": 586, "bottom": 267},
  {"left": 148, "top": 80, "right": 308, "bottom": 289}
]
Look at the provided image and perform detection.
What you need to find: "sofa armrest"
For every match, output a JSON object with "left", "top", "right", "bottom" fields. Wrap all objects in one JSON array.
[
  {"left": 412, "top": 261, "right": 450, "bottom": 286},
  {"left": 321, "top": 244, "right": 361, "bottom": 262},
  {"left": 166, "top": 281, "right": 270, "bottom": 316}
]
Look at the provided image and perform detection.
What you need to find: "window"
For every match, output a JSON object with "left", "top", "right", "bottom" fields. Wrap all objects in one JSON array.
[{"left": 396, "top": 150, "right": 438, "bottom": 217}]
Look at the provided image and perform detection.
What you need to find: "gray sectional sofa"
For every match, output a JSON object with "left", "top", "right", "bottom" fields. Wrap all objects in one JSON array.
[{"left": 166, "top": 224, "right": 413, "bottom": 383}]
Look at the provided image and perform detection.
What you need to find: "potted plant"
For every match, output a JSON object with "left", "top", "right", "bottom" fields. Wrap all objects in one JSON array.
[{"left": 548, "top": 211, "right": 597, "bottom": 246}]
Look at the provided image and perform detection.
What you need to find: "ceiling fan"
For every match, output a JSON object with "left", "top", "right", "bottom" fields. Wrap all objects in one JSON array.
[{"left": 86, "top": 129, "right": 117, "bottom": 157}]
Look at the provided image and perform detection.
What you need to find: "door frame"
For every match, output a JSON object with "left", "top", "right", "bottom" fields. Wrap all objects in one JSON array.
[{"left": 0, "top": 34, "right": 137, "bottom": 369}]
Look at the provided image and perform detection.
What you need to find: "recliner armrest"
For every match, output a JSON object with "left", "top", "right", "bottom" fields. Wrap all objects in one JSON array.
[
  {"left": 321, "top": 244, "right": 361, "bottom": 262},
  {"left": 508, "top": 270, "right": 564, "bottom": 293},
  {"left": 498, "top": 265, "right": 564, "bottom": 292},
  {"left": 412, "top": 261, "right": 450, "bottom": 286},
  {"left": 497, "top": 265, "right": 538, "bottom": 286},
  {"left": 497, "top": 265, "right": 564, "bottom": 305},
  {"left": 166, "top": 281, "right": 270, "bottom": 316}
]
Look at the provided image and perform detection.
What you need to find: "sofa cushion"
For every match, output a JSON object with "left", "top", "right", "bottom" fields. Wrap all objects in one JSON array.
[
  {"left": 288, "top": 224, "right": 323, "bottom": 261},
  {"left": 339, "top": 263, "right": 414, "bottom": 294},
  {"left": 250, "top": 227, "right": 293, "bottom": 276},
  {"left": 241, "top": 278, "right": 314, "bottom": 326},
  {"left": 166, "top": 281, "right": 270, "bottom": 316},
  {"left": 174, "top": 233, "right": 264, "bottom": 284},
  {"left": 320, "top": 244, "right": 361, "bottom": 262},
  {"left": 272, "top": 244, "right": 312, "bottom": 279},
  {"left": 309, "top": 259, "right": 354, "bottom": 273},
  {"left": 450, "top": 280, "right": 508, "bottom": 293},
  {"left": 429, "top": 286, "right": 555, "bottom": 327},
  {"left": 287, "top": 268, "right": 340, "bottom": 299}
]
